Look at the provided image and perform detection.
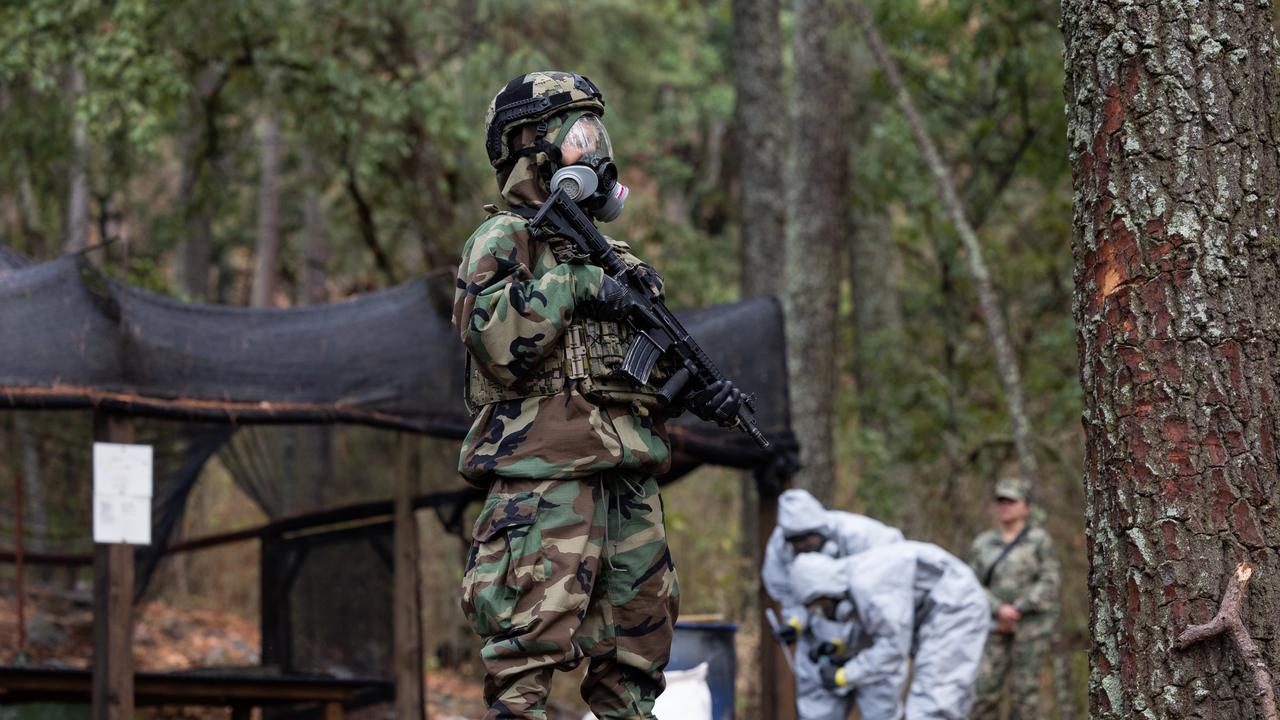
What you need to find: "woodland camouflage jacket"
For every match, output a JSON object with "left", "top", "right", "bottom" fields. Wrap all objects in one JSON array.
[
  {"left": 967, "top": 525, "right": 1061, "bottom": 638},
  {"left": 451, "top": 210, "right": 672, "bottom": 486}
]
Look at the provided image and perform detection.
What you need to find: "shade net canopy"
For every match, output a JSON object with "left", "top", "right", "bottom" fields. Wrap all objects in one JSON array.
[
  {"left": 0, "top": 242, "right": 796, "bottom": 683},
  {"left": 0, "top": 246, "right": 794, "bottom": 470}
]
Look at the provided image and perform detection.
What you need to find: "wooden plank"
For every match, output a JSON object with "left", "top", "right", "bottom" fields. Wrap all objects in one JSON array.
[
  {"left": 14, "top": 451, "right": 26, "bottom": 655},
  {"left": 0, "top": 667, "right": 389, "bottom": 706},
  {"left": 757, "top": 489, "right": 795, "bottom": 720},
  {"left": 323, "top": 701, "right": 343, "bottom": 720},
  {"left": 92, "top": 411, "right": 136, "bottom": 720},
  {"left": 393, "top": 434, "right": 424, "bottom": 720}
]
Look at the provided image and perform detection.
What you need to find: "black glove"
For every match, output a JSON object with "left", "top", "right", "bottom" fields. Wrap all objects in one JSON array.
[
  {"left": 585, "top": 274, "right": 643, "bottom": 323},
  {"left": 818, "top": 656, "right": 843, "bottom": 692},
  {"left": 809, "top": 640, "right": 843, "bottom": 664},
  {"left": 775, "top": 624, "right": 798, "bottom": 645},
  {"left": 687, "top": 380, "right": 743, "bottom": 427}
]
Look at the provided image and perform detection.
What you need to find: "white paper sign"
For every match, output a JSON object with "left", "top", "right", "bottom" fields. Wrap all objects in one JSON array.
[
  {"left": 93, "top": 494, "right": 151, "bottom": 545},
  {"left": 93, "top": 442, "right": 153, "bottom": 545},
  {"left": 93, "top": 442, "right": 153, "bottom": 498}
]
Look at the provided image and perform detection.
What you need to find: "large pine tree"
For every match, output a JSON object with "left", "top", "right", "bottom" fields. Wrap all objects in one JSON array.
[{"left": 1065, "top": 3, "right": 1280, "bottom": 716}]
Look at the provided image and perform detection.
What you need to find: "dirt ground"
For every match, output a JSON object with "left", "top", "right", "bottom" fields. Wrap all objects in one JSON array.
[
  {"left": 2, "top": 583, "right": 758, "bottom": 719},
  {"left": 0, "top": 585, "right": 497, "bottom": 719}
]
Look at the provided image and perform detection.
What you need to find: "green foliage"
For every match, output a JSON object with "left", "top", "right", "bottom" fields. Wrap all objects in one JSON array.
[{"left": 0, "top": 0, "right": 1086, "bottom": 696}]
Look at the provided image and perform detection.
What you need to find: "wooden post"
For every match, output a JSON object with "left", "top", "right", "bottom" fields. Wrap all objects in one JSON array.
[
  {"left": 92, "top": 413, "right": 135, "bottom": 720},
  {"left": 393, "top": 434, "right": 424, "bottom": 720},
  {"left": 757, "top": 487, "right": 795, "bottom": 720},
  {"left": 15, "top": 451, "right": 26, "bottom": 656}
]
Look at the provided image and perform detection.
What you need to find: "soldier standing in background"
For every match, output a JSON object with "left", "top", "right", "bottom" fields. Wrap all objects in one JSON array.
[
  {"left": 453, "top": 71, "right": 743, "bottom": 720},
  {"left": 968, "top": 478, "right": 1062, "bottom": 720}
]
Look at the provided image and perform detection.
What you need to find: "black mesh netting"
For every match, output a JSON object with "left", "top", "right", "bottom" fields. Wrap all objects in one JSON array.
[
  {"left": 0, "top": 249, "right": 795, "bottom": 464},
  {"left": 0, "top": 242, "right": 797, "bottom": 683}
]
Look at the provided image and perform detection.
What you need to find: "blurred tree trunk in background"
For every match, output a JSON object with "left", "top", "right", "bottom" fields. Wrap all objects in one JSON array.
[
  {"left": 302, "top": 150, "right": 330, "bottom": 308},
  {"left": 0, "top": 83, "right": 48, "bottom": 259},
  {"left": 251, "top": 110, "right": 283, "bottom": 309},
  {"left": 176, "top": 64, "right": 226, "bottom": 301},
  {"left": 731, "top": 2, "right": 786, "bottom": 717},
  {"left": 784, "top": 0, "right": 848, "bottom": 502},
  {"left": 1065, "top": 2, "right": 1280, "bottom": 716},
  {"left": 64, "top": 64, "right": 90, "bottom": 254},
  {"left": 733, "top": 0, "right": 786, "bottom": 299},
  {"left": 845, "top": 35, "right": 906, "bottom": 522},
  {"left": 301, "top": 148, "right": 335, "bottom": 504}
]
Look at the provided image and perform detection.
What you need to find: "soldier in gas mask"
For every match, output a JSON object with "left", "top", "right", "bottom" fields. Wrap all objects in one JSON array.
[
  {"left": 761, "top": 489, "right": 903, "bottom": 718},
  {"left": 452, "top": 71, "right": 742, "bottom": 720}
]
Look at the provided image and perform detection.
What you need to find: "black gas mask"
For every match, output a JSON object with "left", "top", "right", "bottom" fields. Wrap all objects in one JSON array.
[{"left": 547, "top": 112, "right": 630, "bottom": 222}]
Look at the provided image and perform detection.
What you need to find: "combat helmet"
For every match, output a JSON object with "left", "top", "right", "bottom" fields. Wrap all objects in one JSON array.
[{"left": 484, "top": 71, "right": 605, "bottom": 169}]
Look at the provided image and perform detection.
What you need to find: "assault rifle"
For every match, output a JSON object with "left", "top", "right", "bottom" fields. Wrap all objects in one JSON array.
[{"left": 529, "top": 187, "right": 770, "bottom": 449}]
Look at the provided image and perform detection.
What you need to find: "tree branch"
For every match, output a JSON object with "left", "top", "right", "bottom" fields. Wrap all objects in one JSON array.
[
  {"left": 342, "top": 155, "right": 396, "bottom": 284},
  {"left": 852, "top": 0, "right": 1040, "bottom": 489},
  {"left": 1175, "top": 562, "right": 1278, "bottom": 720}
]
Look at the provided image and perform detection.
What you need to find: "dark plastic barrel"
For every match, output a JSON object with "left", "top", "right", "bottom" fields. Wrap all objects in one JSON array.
[{"left": 669, "top": 621, "right": 737, "bottom": 720}]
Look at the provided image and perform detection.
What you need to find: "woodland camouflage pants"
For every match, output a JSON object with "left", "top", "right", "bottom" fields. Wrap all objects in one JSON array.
[
  {"left": 460, "top": 473, "right": 680, "bottom": 720},
  {"left": 969, "top": 631, "right": 1049, "bottom": 720}
]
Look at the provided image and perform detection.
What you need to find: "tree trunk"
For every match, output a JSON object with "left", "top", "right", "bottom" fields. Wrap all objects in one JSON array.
[
  {"left": 845, "top": 34, "right": 901, "bottom": 430},
  {"left": 65, "top": 64, "right": 90, "bottom": 254},
  {"left": 732, "top": 0, "right": 786, "bottom": 299},
  {"left": 730, "top": 4, "right": 786, "bottom": 715},
  {"left": 251, "top": 110, "right": 283, "bottom": 309},
  {"left": 302, "top": 150, "right": 330, "bottom": 307},
  {"left": 1065, "top": 3, "right": 1280, "bottom": 717},
  {"left": 176, "top": 64, "right": 226, "bottom": 301},
  {"left": 783, "top": 0, "right": 849, "bottom": 502}
]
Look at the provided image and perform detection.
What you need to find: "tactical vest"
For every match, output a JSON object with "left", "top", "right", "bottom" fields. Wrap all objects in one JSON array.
[
  {"left": 464, "top": 209, "right": 670, "bottom": 416},
  {"left": 464, "top": 316, "right": 672, "bottom": 416}
]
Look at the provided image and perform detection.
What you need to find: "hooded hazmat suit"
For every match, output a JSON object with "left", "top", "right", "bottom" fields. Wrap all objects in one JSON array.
[
  {"left": 791, "top": 543, "right": 991, "bottom": 720},
  {"left": 761, "top": 489, "right": 904, "bottom": 719}
]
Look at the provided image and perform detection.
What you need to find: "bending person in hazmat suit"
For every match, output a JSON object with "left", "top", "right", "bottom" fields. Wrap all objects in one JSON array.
[
  {"left": 761, "top": 489, "right": 903, "bottom": 719},
  {"left": 792, "top": 544, "right": 991, "bottom": 720},
  {"left": 453, "top": 71, "right": 743, "bottom": 720}
]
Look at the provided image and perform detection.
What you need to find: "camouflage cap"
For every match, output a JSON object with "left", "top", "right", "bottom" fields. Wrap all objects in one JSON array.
[
  {"left": 994, "top": 477, "right": 1029, "bottom": 502},
  {"left": 484, "top": 71, "right": 605, "bottom": 168}
]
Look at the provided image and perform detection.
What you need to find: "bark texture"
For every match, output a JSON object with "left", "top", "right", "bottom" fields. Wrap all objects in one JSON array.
[
  {"left": 1064, "top": 2, "right": 1280, "bottom": 716},
  {"left": 784, "top": 0, "right": 849, "bottom": 502},
  {"left": 733, "top": 0, "right": 787, "bottom": 299}
]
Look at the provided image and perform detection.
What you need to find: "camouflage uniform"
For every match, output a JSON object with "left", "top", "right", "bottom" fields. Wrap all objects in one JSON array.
[
  {"left": 967, "top": 522, "right": 1061, "bottom": 720},
  {"left": 455, "top": 71, "right": 679, "bottom": 720}
]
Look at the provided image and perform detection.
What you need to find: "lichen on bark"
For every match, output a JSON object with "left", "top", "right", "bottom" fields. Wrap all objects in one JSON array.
[{"left": 1065, "top": 0, "right": 1280, "bottom": 716}]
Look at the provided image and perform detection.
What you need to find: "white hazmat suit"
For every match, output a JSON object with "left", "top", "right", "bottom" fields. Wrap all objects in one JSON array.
[
  {"left": 761, "top": 489, "right": 903, "bottom": 719},
  {"left": 791, "top": 543, "right": 991, "bottom": 720}
]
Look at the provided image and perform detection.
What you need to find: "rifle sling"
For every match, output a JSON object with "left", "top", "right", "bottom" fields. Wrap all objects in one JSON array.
[{"left": 982, "top": 525, "right": 1030, "bottom": 588}]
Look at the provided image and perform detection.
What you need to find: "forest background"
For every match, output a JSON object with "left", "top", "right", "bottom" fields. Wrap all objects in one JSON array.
[{"left": 0, "top": 0, "right": 1083, "bottom": 715}]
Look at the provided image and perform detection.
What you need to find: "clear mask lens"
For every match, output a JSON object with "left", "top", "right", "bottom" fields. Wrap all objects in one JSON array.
[{"left": 559, "top": 115, "right": 613, "bottom": 166}]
